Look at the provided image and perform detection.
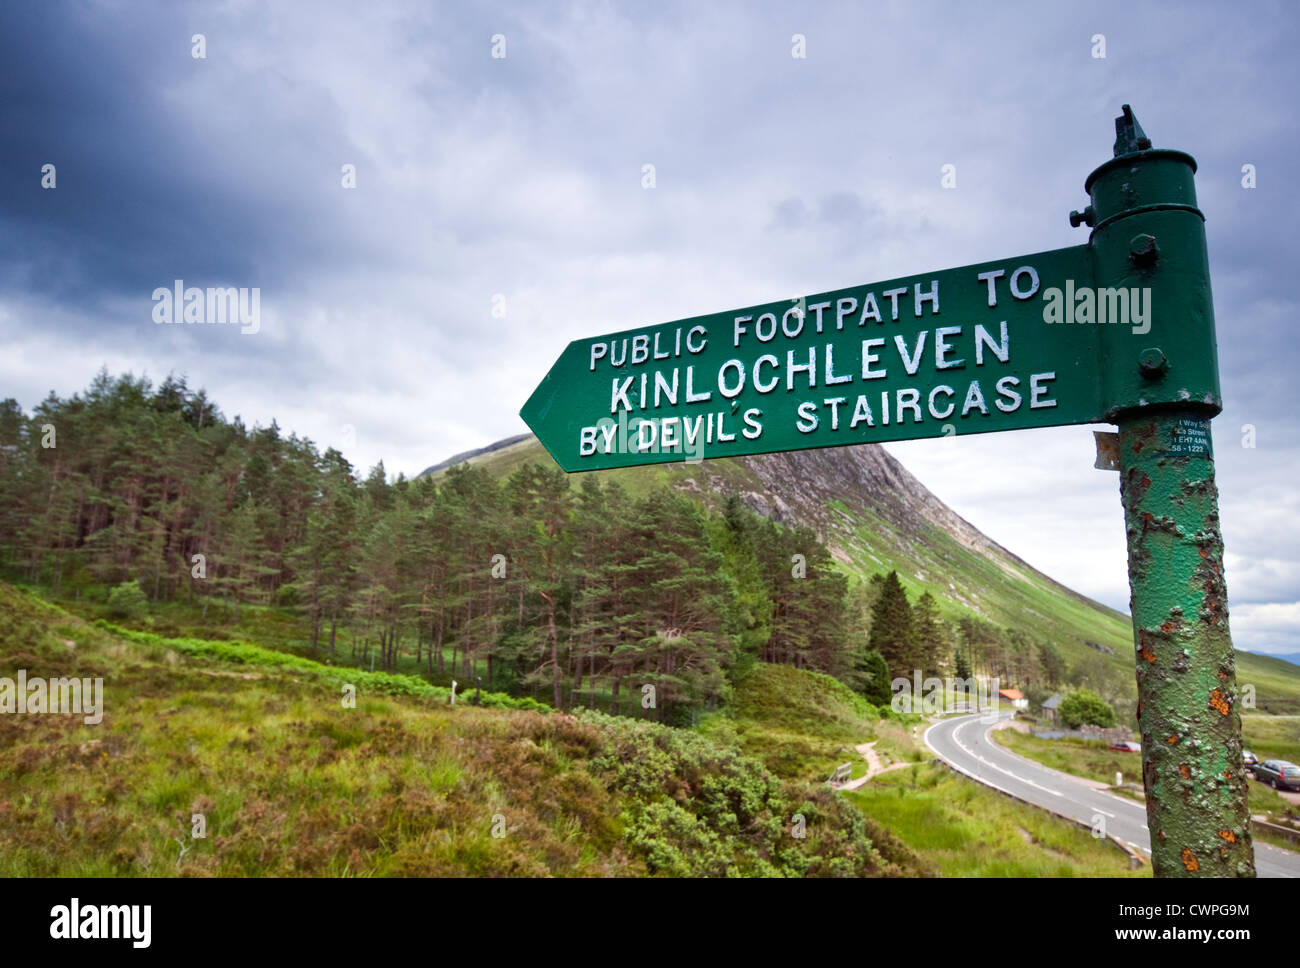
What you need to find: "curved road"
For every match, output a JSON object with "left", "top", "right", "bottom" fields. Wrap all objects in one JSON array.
[{"left": 925, "top": 711, "right": 1300, "bottom": 878}]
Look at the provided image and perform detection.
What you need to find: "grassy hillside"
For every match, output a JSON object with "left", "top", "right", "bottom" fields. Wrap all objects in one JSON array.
[
  {"left": 1239, "top": 714, "right": 1300, "bottom": 762},
  {"left": 1, "top": 579, "right": 1160, "bottom": 877},
  {"left": 0, "top": 581, "right": 923, "bottom": 877},
  {"left": 700, "top": 663, "right": 889, "bottom": 781},
  {"left": 1236, "top": 653, "right": 1300, "bottom": 716}
]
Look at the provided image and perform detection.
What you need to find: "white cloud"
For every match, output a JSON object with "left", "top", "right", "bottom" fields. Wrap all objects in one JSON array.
[{"left": 1232, "top": 602, "right": 1300, "bottom": 655}]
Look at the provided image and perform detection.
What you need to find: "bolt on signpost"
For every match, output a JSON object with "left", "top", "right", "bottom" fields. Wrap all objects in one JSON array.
[{"left": 521, "top": 105, "right": 1251, "bottom": 876}]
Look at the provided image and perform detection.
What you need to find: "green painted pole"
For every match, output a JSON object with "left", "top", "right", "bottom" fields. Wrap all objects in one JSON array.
[
  {"left": 1077, "top": 107, "right": 1254, "bottom": 876},
  {"left": 1117, "top": 415, "right": 1252, "bottom": 875}
]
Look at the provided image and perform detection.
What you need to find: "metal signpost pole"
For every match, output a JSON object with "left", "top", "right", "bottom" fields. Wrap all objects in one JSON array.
[{"left": 1076, "top": 107, "right": 1254, "bottom": 876}]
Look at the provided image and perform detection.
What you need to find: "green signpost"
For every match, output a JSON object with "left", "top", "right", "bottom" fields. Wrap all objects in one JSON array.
[
  {"left": 522, "top": 244, "right": 1109, "bottom": 471},
  {"left": 521, "top": 106, "right": 1253, "bottom": 877}
]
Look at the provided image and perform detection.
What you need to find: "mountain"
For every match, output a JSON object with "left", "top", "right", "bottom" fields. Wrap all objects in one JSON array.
[
  {"left": 1248, "top": 651, "right": 1300, "bottom": 668},
  {"left": 416, "top": 433, "right": 532, "bottom": 478}
]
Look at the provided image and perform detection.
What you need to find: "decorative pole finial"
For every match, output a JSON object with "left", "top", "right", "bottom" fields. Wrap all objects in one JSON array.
[{"left": 1113, "top": 104, "right": 1152, "bottom": 157}]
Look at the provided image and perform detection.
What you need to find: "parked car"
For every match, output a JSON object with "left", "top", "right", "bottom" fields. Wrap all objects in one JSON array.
[
  {"left": 1108, "top": 741, "right": 1141, "bottom": 753},
  {"left": 1243, "top": 749, "right": 1259, "bottom": 772},
  {"left": 1254, "top": 760, "right": 1300, "bottom": 792}
]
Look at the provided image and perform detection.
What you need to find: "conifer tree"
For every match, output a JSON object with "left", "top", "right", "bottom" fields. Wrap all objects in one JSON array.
[
  {"left": 505, "top": 463, "right": 574, "bottom": 708},
  {"left": 911, "top": 590, "right": 950, "bottom": 678},
  {"left": 857, "top": 650, "right": 893, "bottom": 706},
  {"left": 868, "top": 571, "right": 917, "bottom": 680}
]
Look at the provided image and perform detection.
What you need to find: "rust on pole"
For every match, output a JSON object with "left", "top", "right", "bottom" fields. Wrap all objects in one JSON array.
[
  {"left": 1118, "top": 416, "right": 1253, "bottom": 875},
  {"left": 1078, "top": 106, "right": 1255, "bottom": 876}
]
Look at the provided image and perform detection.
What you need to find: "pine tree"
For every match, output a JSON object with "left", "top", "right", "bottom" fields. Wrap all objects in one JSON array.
[
  {"left": 1037, "top": 641, "right": 1067, "bottom": 686},
  {"left": 620, "top": 490, "right": 732, "bottom": 723},
  {"left": 0, "top": 371, "right": 921, "bottom": 721},
  {"left": 911, "top": 591, "right": 950, "bottom": 677},
  {"left": 857, "top": 650, "right": 892, "bottom": 705},
  {"left": 707, "top": 494, "right": 773, "bottom": 668},
  {"left": 505, "top": 463, "right": 574, "bottom": 708},
  {"left": 954, "top": 646, "right": 972, "bottom": 680},
  {"left": 868, "top": 571, "right": 917, "bottom": 680}
]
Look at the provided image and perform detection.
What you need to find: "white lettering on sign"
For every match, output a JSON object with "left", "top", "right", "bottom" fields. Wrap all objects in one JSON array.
[
  {"left": 601, "top": 324, "right": 1041, "bottom": 423},
  {"left": 787, "top": 372, "right": 1050, "bottom": 436},
  {"left": 579, "top": 409, "right": 762, "bottom": 461},
  {"left": 978, "top": 269, "right": 1004, "bottom": 307},
  {"left": 1030, "top": 372, "right": 1057, "bottom": 408},
  {"left": 569, "top": 263, "right": 1073, "bottom": 461},
  {"left": 590, "top": 325, "right": 707, "bottom": 370}
]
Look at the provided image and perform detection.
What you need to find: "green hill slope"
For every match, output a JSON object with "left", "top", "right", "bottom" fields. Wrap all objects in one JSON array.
[
  {"left": 702, "top": 663, "right": 893, "bottom": 780},
  {"left": 0, "top": 581, "right": 921, "bottom": 877},
  {"left": 1235, "top": 651, "right": 1300, "bottom": 716},
  {"left": 0, "top": 581, "right": 1155, "bottom": 877}
]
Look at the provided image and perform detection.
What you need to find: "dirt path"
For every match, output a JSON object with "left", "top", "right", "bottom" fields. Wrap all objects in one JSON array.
[{"left": 835, "top": 741, "right": 911, "bottom": 791}]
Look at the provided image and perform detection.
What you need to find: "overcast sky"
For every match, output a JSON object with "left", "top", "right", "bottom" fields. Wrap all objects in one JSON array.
[{"left": 2, "top": 1, "right": 1296, "bottom": 655}]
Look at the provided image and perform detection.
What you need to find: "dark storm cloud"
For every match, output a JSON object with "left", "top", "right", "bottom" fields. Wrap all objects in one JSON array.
[
  {"left": 0, "top": 3, "right": 337, "bottom": 308},
  {"left": 0, "top": 0, "right": 579, "bottom": 325}
]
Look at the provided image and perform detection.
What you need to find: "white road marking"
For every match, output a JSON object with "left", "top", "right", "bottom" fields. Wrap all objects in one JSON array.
[{"left": 926, "top": 713, "right": 1300, "bottom": 877}]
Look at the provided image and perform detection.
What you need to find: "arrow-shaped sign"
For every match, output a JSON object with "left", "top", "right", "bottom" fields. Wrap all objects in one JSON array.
[{"left": 522, "top": 245, "right": 1120, "bottom": 471}]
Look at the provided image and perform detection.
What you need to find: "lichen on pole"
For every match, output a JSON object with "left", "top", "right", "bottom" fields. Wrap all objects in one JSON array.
[
  {"left": 1117, "top": 415, "right": 1254, "bottom": 876},
  {"left": 1078, "top": 105, "right": 1254, "bottom": 876}
]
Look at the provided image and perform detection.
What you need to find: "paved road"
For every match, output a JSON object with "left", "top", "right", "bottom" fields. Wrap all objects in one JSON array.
[{"left": 924, "top": 711, "right": 1300, "bottom": 878}]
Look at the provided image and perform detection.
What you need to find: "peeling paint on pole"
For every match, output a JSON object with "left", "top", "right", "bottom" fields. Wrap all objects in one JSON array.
[
  {"left": 1118, "top": 415, "right": 1253, "bottom": 876},
  {"left": 1084, "top": 106, "right": 1254, "bottom": 876}
]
